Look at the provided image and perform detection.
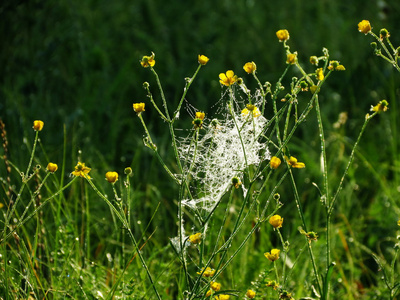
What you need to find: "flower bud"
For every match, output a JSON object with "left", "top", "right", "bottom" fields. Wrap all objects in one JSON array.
[
  {"left": 105, "top": 171, "right": 119, "bottom": 183},
  {"left": 33, "top": 120, "right": 44, "bottom": 131},
  {"left": 379, "top": 28, "right": 390, "bottom": 40},
  {"left": 198, "top": 54, "right": 209, "bottom": 65},
  {"left": 231, "top": 176, "right": 242, "bottom": 189},
  {"left": 243, "top": 61, "right": 257, "bottom": 74},
  {"left": 276, "top": 29, "right": 290, "bottom": 42},
  {"left": 310, "top": 56, "right": 319, "bottom": 65},
  {"left": 133, "top": 103, "right": 145, "bottom": 115},
  {"left": 358, "top": 20, "right": 371, "bottom": 34},
  {"left": 270, "top": 156, "right": 281, "bottom": 169},
  {"left": 47, "top": 162, "right": 58, "bottom": 173},
  {"left": 269, "top": 215, "right": 283, "bottom": 228},
  {"left": 286, "top": 53, "right": 297, "bottom": 65},
  {"left": 124, "top": 167, "right": 133, "bottom": 175}
]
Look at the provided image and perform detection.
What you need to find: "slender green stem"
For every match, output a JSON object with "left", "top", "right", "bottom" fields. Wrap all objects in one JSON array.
[
  {"left": 173, "top": 64, "right": 203, "bottom": 122},
  {"left": 85, "top": 176, "right": 162, "bottom": 300},
  {"left": 288, "top": 167, "right": 322, "bottom": 295},
  {"left": 150, "top": 67, "right": 171, "bottom": 120},
  {"left": 24, "top": 130, "right": 40, "bottom": 182},
  {"left": 3, "top": 131, "right": 41, "bottom": 239},
  {"left": 1, "top": 177, "right": 78, "bottom": 243},
  {"left": 328, "top": 112, "right": 377, "bottom": 215},
  {"left": 144, "top": 84, "right": 168, "bottom": 122},
  {"left": 315, "top": 96, "right": 331, "bottom": 279},
  {"left": 277, "top": 229, "right": 287, "bottom": 284}
]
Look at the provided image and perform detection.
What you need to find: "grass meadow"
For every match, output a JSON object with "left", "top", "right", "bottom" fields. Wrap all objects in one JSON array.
[{"left": 1, "top": 1, "right": 400, "bottom": 299}]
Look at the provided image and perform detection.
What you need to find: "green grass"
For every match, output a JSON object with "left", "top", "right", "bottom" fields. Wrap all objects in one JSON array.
[{"left": 1, "top": 1, "right": 400, "bottom": 299}]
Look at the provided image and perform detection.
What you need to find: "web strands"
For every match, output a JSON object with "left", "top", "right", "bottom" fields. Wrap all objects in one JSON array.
[{"left": 179, "top": 107, "right": 270, "bottom": 213}]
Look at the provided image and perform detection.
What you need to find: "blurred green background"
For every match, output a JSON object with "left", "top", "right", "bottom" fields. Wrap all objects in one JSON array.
[
  {"left": 1, "top": 0, "right": 400, "bottom": 296},
  {"left": 2, "top": 0, "right": 399, "bottom": 165}
]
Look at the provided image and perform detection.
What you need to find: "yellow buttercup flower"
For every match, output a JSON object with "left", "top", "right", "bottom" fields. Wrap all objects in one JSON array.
[
  {"left": 140, "top": 52, "right": 155, "bottom": 67},
  {"left": 397, "top": 219, "right": 400, "bottom": 226},
  {"left": 270, "top": 156, "right": 281, "bottom": 169},
  {"left": 197, "top": 266, "right": 215, "bottom": 277},
  {"left": 264, "top": 249, "right": 280, "bottom": 261},
  {"left": 133, "top": 103, "right": 146, "bottom": 115},
  {"left": 47, "top": 162, "right": 58, "bottom": 173},
  {"left": 105, "top": 171, "right": 119, "bottom": 183},
  {"left": 242, "top": 104, "right": 261, "bottom": 118},
  {"left": 286, "top": 53, "right": 297, "bottom": 65},
  {"left": 284, "top": 156, "right": 305, "bottom": 168},
  {"left": 243, "top": 62, "right": 257, "bottom": 74},
  {"left": 276, "top": 29, "right": 290, "bottom": 42},
  {"left": 33, "top": 120, "right": 44, "bottom": 131},
  {"left": 371, "top": 100, "right": 389, "bottom": 113},
  {"left": 246, "top": 289, "right": 256, "bottom": 298},
  {"left": 189, "top": 232, "right": 202, "bottom": 244},
  {"left": 198, "top": 54, "right": 209, "bottom": 65},
  {"left": 72, "top": 162, "right": 91, "bottom": 179},
  {"left": 210, "top": 281, "right": 221, "bottom": 292},
  {"left": 269, "top": 215, "right": 283, "bottom": 229},
  {"left": 215, "top": 295, "right": 230, "bottom": 300},
  {"left": 316, "top": 68, "right": 324, "bottom": 81},
  {"left": 219, "top": 70, "right": 237, "bottom": 86},
  {"left": 266, "top": 280, "right": 279, "bottom": 290},
  {"left": 358, "top": 20, "right": 372, "bottom": 34},
  {"left": 195, "top": 111, "right": 205, "bottom": 120}
]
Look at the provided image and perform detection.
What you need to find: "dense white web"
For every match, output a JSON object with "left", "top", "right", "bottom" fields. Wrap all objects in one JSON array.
[{"left": 178, "top": 101, "right": 270, "bottom": 213}]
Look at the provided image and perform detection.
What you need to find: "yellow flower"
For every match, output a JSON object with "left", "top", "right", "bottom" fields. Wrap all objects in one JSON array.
[
  {"left": 264, "top": 249, "right": 280, "bottom": 261},
  {"left": 195, "top": 112, "right": 205, "bottom": 120},
  {"left": 270, "top": 156, "right": 281, "bottom": 169},
  {"left": 0, "top": 203, "right": 3, "bottom": 209},
  {"left": 398, "top": 219, "right": 400, "bottom": 226},
  {"left": 242, "top": 104, "right": 261, "bottom": 118},
  {"left": 284, "top": 156, "right": 305, "bottom": 168},
  {"left": 316, "top": 68, "right": 324, "bottom": 81},
  {"left": 243, "top": 62, "right": 257, "bottom": 74},
  {"left": 336, "top": 65, "right": 345, "bottom": 71},
  {"left": 192, "top": 116, "right": 204, "bottom": 129},
  {"left": 47, "top": 162, "right": 58, "bottom": 173},
  {"left": 269, "top": 215, "right": 283, "bottom": 229},
  {"left": 371, "top": 100, "right": 389, "bottom": 113},
  {"left": 219, "top": 70, "right": 237, "bottom": 86},
  {"left": 33, "top": 120, "right": 44, "bottom": 131},
  {"left": 215, "top": 295, "right": 230, "bottom": 300},
  {"left": 286, "top": 53, "right": 297, "bottom": 65},
  {"left": 140, "top": 52, "right": 155, "bottom": 67},
  {"left": 358, "top": 20, "right": 372, "bottom": 34},
  {"left": 133, "top": 103, "right": 146, "bottom": 114},
  {"left": 246, "top": 289, "right": 256, "bottom": 298},
  {"left": 189, "top": 232, "right": 202, "bottom": 244},
  {"left": 276, "top": 29, "right": 290, "bottom": 42},
  {"left": 198, "top": 54, "right": 209, "bottom": 65},
  {"left": 105, "top": 171, "right": 119, "bottom": 183},
  {"left": 266, "top": 280, "right": 279, "bottom": 290},
  {"left": 210, "top": 281, "right": 221, "bottom": 292},
  {"left": 71, "top": 162, "right": 91, "bottom": 179},
  {"left": 197, "top": 267, "right": 216, "bottom": 277}
]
